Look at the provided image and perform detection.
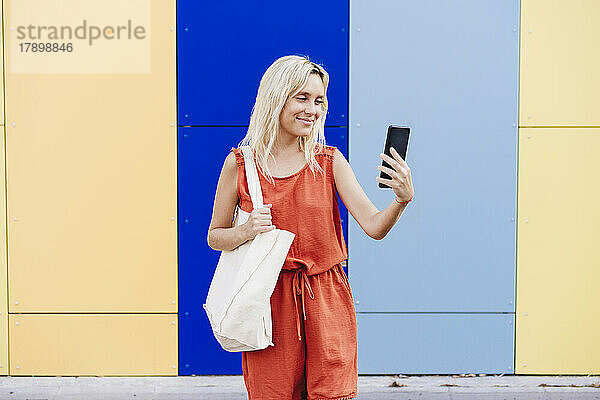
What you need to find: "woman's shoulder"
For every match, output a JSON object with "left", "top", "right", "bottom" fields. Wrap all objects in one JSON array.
[
  {"left": 230, "top": 147, "right": 245, "bottom": 166},
  {"left": 315, "top": 144, "right": 337, "bottom": 159},
  {"left": 231, "top": 144, "right": 338, "bottom": 164}
]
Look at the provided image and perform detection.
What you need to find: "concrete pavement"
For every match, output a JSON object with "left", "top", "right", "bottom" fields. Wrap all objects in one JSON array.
[{"left": 0, "top": 374, "right": 599, "bottom": 399}]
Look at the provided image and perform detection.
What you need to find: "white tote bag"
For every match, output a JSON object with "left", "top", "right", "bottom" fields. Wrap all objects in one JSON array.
[{"left": 203, "top": 145, "right": 295, "bottom": 352}]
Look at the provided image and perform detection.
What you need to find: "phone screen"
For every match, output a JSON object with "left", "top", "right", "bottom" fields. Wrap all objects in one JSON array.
[{"left": 379, "top": 125, "right": 410, "bottom": 189}]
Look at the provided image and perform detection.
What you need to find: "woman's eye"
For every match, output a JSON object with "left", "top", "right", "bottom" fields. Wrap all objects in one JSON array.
[{"left": 296, "top": 97, "right": 323, "bottom": 105}]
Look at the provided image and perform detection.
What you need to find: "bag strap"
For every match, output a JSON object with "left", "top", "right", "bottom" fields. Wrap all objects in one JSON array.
[{"left": 240, "top": 145, "right": 264, "bottom": 209}]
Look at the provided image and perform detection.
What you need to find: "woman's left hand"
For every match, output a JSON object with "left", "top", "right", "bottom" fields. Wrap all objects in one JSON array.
[{"left": 376, "top": 147, "right": 414, "bottom": 202}]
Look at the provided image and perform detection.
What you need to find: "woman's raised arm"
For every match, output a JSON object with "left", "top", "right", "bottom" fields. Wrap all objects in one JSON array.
[{"left": 332, "top": 147, "right": 412, "bottom": 240}]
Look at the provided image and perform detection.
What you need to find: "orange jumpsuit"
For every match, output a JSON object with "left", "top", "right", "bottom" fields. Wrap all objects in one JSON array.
[{"left": 231, "top": 145, "right": 358, "bottom": 400}]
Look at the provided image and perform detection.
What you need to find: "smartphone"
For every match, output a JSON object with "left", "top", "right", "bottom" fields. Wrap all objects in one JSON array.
[{"left": 379, "top": 125, "right": 410, "bottom": 189}]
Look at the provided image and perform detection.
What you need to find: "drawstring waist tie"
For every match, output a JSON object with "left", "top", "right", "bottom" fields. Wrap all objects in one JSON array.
[{"left": 283, "top": 257, "right": 315, "bottom": 341}]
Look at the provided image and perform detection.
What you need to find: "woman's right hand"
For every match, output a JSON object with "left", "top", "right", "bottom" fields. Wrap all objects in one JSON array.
[{"left": 243, "top": 203, "right": 276, "bottom": 240}]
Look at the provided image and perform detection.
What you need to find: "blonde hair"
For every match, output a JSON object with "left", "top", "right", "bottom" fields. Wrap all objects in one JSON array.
[{"left": 238, "top": 55, "right": 330, "bottom": 186}]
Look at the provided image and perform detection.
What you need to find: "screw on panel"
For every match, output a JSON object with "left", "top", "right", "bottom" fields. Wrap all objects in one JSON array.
[
  {"left": 171, "top": 216, "right": 175, "bottom": 221},
  {"left": 509, "top": 300, "right": 513, "bottom": 304},
  {"left": 513, "top": 123, "right": 516, "bottom": 127},
  {"left": 172, "top": 321, "right": 176, "bottom": 325},
  {"left": 525, "top": 219, "right": 529, "bottom": 223},
  {"left": 341, "top": 28, "right": 345, "bottom": 32},
  {"left": 170, "top": 27, "right": 174, "bottom": 31},
  {"left": 355, "top": 300, "right": 360, "bottom": 304},
  {"left": 356, "top": 123, "right": 361, "bottom": 127},
  {"left": 10, "top": 27, "right": 14, "bottom": 31},
  {"left": 15, "top": 301, "right": 19, "bottom": 305},
  {"left": 184, "top": 28, "right": 188, "bottom": 32},
  {"left": 508, "top": 320, "right": 512, "bottom": 325},
  {"left": 513, "top": 27, "right": 517, "bottom": 32},
  {"left": 12, "top": 123, "right": 16, "bottom": 127},
  {"left": 170, "top": 123, "right": 174, "bottom": 127},
  {"left": 15, "top": 321, "right": 19, "bottom": 325},
  {"left": 356, "top": 28, "right": 361, "bottom": 32},
  {"left": 172, "top": 365, "right": 176, "bottom": 368},
  {"left": 527, "top": 115, "right": 532, "bottom": 119},
  {"left": 523, "top": 312, "right": 528, "bottom": 316},
  {"left": 511, "top": 217, "right": 515, "bottom": 222},
  {"left": 528, "top": 30, "right": 532, "bottom": 34},
  {"left": 508, "top": 366, "right": 512, "bottom": 370},
  {"left": 171, "top": 300, "right": 176, "bottom": 304},
  {"left": 527, "top": 135, "right": 532, "bottom": 138}
]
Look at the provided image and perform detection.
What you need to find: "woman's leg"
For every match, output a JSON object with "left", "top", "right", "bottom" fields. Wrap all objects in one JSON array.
[
  {"left": 242, "top": 270, "right": 308, "bottom": 400},
  {"left": 304, "top": 264, "right": 358, "bottom": 400}
]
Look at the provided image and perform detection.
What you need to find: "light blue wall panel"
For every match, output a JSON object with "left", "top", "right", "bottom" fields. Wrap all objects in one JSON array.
[
  {"left": 357, "top": 314, "right": 514, "bottom": 374},
  {"left": 348, "top": 0, "right": 519, "bottom": 312}
]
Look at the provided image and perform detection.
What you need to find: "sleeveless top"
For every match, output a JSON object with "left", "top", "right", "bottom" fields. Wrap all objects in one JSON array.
[{"left": 231, "top": 145, "right": 348, "bottom": 277}]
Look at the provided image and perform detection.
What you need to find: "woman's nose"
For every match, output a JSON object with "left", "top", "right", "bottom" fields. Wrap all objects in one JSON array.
[{"left": 305, "top": 103, "right": 317, "bottom": 116}]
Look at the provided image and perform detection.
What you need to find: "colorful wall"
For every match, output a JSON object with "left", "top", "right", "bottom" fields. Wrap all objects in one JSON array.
[{"left": 0, "top": 0, "right": 598, "bottom": 376}]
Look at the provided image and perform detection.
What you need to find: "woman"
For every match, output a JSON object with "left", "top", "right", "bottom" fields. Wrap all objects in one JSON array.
[{"left": 207, "top": 55, "right": 414, "bottom": 400}]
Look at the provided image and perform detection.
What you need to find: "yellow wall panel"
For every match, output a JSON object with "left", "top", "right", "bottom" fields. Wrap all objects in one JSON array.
[
  {"left": 516, "top": 129, "right": 600, "bottom": 374},
  {"left": 9, "top": 314, "right": 177, "bottom": 375},
  {"left": 520, "top": 0, "right": 600, "bottom": 126},
  {"left": 4, "top": 0, "right": 177, "bottom": 312},
  {"left": 0, "top": 126, "right": 7, "bottom": 375},
  {"left": 0, "top": 3, "right": 4, "bottom": 125}
]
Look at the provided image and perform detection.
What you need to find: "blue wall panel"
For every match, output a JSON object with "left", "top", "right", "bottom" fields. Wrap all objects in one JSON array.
[
  {"left": 178, "top": 126, "right": 246, "bottom": 375},
  {"left": 349, "top": 0, "right": 519, "bottom": 312},
  {"left": 178, "top": 126, "right": 349, "bottom": 374},
  {"left": 177, "top": 0, "right": 348, "bottom": 126},
  {"left": 357, "top": 314, "right": 515, "bottom": 374},
  {"left": 348, "top": 0, "right": 519, "bottom": 373}
]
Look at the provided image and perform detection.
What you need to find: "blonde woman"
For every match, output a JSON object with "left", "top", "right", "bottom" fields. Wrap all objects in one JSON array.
[{"left": 208, "top": 55, "right": 414, "bottom": 400}]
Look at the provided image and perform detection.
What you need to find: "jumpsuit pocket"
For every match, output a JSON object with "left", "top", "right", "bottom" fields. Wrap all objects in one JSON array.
[{"left": 337, "top": 264, "right": 354, "bottom": 301}]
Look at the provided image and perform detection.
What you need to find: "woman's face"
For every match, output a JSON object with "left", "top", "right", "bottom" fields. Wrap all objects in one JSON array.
[{"left": 279, "top": 73, "right": 325, "bottom": 139}]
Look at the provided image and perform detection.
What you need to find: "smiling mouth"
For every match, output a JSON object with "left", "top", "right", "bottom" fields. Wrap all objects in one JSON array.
[{"left": 297, "top": 117, "right": 313, "bottom": 124}]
